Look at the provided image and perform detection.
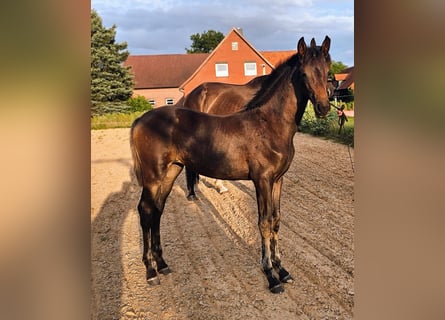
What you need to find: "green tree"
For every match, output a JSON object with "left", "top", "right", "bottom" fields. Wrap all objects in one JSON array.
[
  {"left": 91, "top": 10, "right": 133, "bottom": 111},
  {"left": 330, "top": 60, "right": 348, "bottom": 74},
  {"left": 185, "top": 30, "right": 224, "bottom": 53}
]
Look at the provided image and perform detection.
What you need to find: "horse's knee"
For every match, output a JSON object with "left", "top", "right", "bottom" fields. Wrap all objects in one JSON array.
[{"left": 272, "top": 218, "right": 280, "bottom": 232}]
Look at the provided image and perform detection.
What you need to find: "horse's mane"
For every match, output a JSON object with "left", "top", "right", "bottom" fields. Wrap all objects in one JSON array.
[
  {"left": 246, "top": 74, "right": 268, "bottom": 87},
  {"left": 244, "top": 54, "right": 299, "bottom": 110}
]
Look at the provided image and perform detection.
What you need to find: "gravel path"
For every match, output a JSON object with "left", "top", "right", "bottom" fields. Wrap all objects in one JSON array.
[{"left": 91, "top": 128, "right": 354, "bottom": 319}]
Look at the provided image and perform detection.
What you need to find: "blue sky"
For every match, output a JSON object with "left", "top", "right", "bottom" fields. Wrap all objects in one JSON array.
[{"left": 92, "top": 0, "right": 354, "bottom": 66}]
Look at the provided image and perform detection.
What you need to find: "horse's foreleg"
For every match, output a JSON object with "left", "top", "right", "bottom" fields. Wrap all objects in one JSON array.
[
  {"left": 259, "top": 220, "right": 283, "bottom": 293},
  {"left": 256, "top": 178, "right": 284, "bottom": 294},
  {"left": 271, "top": 178, "right": 293, "bottom": 283}
]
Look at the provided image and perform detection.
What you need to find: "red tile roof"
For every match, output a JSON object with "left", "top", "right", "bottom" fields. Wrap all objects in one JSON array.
[
  {"left": 260, "top": 50, "right": 296, "bottom": 67},
  {"left": 124, "top": 53, "right": 209, "bottom": 89},
  {"left": 125, "top": 50, "right": 295, "bottom": 90},
  {"left": 337, "top": 68, "right": 354, "bottom": 90}
]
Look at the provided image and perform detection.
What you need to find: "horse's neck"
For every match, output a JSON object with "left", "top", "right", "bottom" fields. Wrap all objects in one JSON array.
[{"left": 264, "top": 81, "right": 298, "bottom": 126}]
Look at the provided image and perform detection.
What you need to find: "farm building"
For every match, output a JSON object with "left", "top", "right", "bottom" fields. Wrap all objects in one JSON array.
[
  {"left": 123, "top": 27, "right": 294, "bottom": 107},
  {"left": 123, "top": 27, "right": 353, "bottom": 107}
]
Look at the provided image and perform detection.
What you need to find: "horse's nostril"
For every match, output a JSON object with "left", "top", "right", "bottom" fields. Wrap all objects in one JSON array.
[{"left": 314, "top": 102, "right": 330, "bottom": 118}]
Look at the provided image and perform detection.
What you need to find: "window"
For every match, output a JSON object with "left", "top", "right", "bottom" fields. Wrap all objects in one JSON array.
[
  {"left": 165, "top": 98, "right": 174, "bottom": 105},
  {"left": 244, "top": 62, "right": 257, "bottom": 76},
  {"left": 215, "top": 63, "right": 228, "bottom": 77},
  {"left": 148, "top": 99, "right": 155, "bottom": 107},
  {"left": 231, "top": 42, "right": 238, "bottom": 50}
]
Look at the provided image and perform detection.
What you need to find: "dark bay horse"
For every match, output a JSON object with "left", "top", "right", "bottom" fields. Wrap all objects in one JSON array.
[
  {"left": 130, "top": 36, "right": 332, "bottom": 293},
  {"left": 181, "top": 75, "right": 267, "bottom": 197},
  {"left": 181, "top": 49, "right": 321, "bottom": 199}
]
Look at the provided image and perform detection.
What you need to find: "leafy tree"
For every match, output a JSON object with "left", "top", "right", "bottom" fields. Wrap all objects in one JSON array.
[
  {"left": 185, "top": 30, "right": 224, "bottom": 53},
  {"left": 91, "top": 10, "right": 133, "bottom": 111},
  {"left": 330, "top": 60, "right": 348, "bottom": 74},
  {"left": 127, "top": 95, "right": 153, "bottom": 113}
]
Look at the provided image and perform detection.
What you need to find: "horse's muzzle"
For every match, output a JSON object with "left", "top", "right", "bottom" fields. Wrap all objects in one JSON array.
[{"left": 314, "top": 101, "right": 331, "bottom": 118}]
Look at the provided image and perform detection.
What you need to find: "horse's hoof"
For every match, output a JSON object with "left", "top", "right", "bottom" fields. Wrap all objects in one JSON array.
[
  {"left": 218, "top": 186, "right": 229, "bottom": 194},
  {"left": 158, "top": 266, "right": 171, "bottom": 275},
  {"left": 269, "top": 283, "right": 284, "bottom": 294},
  {"left": 278, "top": 269, "right": 294, "bottom": 283},
  {"left": 280, "top": 273, "right": 294, "bottom": 283},
  {"left": 276, "top": 266, "right": 293, "bottom": 283},
  {"left": 187, "top": 194, "right": 198, "bottom": 201},
  {"left": 147, "top": 276, "right": 160, "bottom": 286}
]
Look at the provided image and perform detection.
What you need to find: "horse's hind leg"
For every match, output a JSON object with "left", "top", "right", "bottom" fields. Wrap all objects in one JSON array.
[
  {"left": 185, "top": 167, "right": 198, "bottom": 200},
  {"left": 138, "top": 164, "right": 183, "bottom": 284},
  {"left": 214, "top": 179, "right": 228, "bottom": 194},
  {"left": 148, "top": 164, "right": 183, "bottom": 277},
  {"left": 150, "top": 209, "right": 170, "bottom": 275},
  {"left": 137, "top": 188, "right": 160, "bottom": 285}
]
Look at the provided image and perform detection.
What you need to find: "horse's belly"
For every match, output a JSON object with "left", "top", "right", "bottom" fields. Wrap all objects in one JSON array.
[{"left": 188, "top": 155, "right": 249, "bottom": 180}]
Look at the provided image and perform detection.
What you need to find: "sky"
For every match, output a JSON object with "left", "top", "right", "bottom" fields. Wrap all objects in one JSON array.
[{"left": 91, "top": 0, "right": 354, "bottom": 67}]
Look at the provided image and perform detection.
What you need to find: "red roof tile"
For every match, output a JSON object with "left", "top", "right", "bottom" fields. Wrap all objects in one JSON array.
[
  {"left": 260, "top": 50, "right": 296, "bottom": 67},
  {"left": 124, "top": 53, "right": 209, "bottom": 89},
  {"left": 337, "top": 68, "right": 354, "bottom": 90}
]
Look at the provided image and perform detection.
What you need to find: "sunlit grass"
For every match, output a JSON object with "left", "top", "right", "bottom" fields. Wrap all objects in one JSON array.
[
  {"left": 91, "top": 111, "right": 147, "bottom": 130},
  {"left": 299, "top": 105, "right": 354, "bottom": 146}
]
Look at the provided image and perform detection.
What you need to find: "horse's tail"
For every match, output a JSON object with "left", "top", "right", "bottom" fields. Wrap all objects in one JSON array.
[{"left": 130, "top": 119, "right": 144, "bottom": 186}]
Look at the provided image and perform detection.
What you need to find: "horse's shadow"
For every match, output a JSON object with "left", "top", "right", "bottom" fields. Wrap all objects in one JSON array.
[
  {"left": 177, "top": 174, "right": 256, "bottom": 248},
  {"left": 91, "top": 160, "right": 139, "bottom": 319}
]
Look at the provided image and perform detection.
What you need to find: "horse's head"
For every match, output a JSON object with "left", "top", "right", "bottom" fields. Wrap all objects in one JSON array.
[{"left": 297, "top": 36, "right": 332, "bottom": 118}]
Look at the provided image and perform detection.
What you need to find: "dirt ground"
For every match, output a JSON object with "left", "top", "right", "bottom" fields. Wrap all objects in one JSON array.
[{"left": 91, "top": 128, "right": 354, "bottom": 320}]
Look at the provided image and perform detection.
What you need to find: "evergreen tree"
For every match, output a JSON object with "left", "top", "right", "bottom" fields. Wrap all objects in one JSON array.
[
  {"left": 186, "top": 30, "right": 224, "bottom": 53},
  {"left": 91, "top": 10, "right": 133, "bottom": 111}
]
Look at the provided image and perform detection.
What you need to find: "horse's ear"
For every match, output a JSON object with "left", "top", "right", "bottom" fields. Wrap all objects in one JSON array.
[
  {"left": 297, "top": 37, "right": 306, "bottom": 57},
  {"left": 310, "top": 38, "right": 316, "bottom": 48},
  {"left": 322, "top": 36, "right": 331, "bottom": 56}
]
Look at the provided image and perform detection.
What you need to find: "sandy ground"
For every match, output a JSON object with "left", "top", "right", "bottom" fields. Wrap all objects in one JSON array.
[{"left": 91, "top": 128, "right": 354, "bottom": 320}]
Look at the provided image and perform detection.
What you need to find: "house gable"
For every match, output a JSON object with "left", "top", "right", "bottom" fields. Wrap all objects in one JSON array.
[{"left": 180, "top": 28, "right": 275, "bottom": 95}]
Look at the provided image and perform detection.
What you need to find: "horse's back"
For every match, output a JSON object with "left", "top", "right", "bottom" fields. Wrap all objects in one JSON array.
[
  {"left": 184, "top": 81, "right": 258, "bottom": 115},
  {"left": 183, "top": 82, "right": 230, "bottom": 112},
  {"left": 207, "top": 90, "right": 253, "bottom": 114}
]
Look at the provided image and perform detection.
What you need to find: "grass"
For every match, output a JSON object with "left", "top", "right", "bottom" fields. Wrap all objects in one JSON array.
[
  {"left": 328, "top": 117, "right": 354, "bottom": 146},
  {"left": 299, "top": 105, "right": 354, "bottom": 146},
  {"left": 91, "top": 111, "right": 147, "bottom": 130}
]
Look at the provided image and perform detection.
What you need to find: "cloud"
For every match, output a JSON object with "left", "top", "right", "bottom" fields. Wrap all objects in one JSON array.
[{"left": 92, "top": 0, "right": 354, "bottom": 65}]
